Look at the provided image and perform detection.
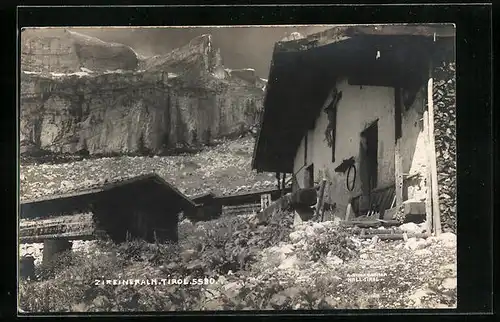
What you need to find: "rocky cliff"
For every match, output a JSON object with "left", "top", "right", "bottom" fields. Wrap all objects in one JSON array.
[
  {"left": 20, "top": 29, "right": 265, "bottom": 156},
  {"left": 21, "top": 28, "right": 139, "bottom": 73}
]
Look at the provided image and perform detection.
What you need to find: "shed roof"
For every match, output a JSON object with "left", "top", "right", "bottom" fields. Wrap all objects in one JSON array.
[
  {"left": 20, "top": 173, "right": 196, "bottom": 215},
  {"left": 214, "top": 187, "right": 292, "bottom": 206},
  {"left": 252, "top": 24, "right": 455, "bottom": 173},
  {"left": 190, "top": 192, "right": 216, "bottom": 205}
]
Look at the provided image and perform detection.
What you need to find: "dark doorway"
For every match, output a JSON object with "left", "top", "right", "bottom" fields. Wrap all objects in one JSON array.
[
  {"left": 304, "top": 164, "right": 315, "bottom": 188},
  {"left": 360, "top": 120, "right": 379, "bottom": 195}
]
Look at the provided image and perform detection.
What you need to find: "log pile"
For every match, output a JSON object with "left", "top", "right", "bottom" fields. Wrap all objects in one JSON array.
[{"left": 433, "top": 61, "right": 457, "bottom": 233}]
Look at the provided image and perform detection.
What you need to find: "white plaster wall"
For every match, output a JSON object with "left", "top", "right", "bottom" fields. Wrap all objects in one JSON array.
[
  {"left": 293, "top": 79, "right": 429, "bottom": 217},
  {"left": 401, "top": 86, "right": 428, "bottom": 201},
  {"left": 293, "top": 78, "right": 395, "bottom": 218}
]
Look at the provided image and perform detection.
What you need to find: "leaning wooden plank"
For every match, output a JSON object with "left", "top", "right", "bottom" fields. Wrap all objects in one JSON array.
[
  {"left": 359, "top": 233, "right": 430, "bottom": 240},
  {"left": 345, "top": 202, "right": 353, "bottom": 221},
  {"left": 320, "top": 183, "right": 331, "bottom": 221},
  {"left": 340, "top": 219, "right": 401, "bottom": 228},
  {"left": 258, "top": 187, "right": 317, "bottom": 224},
  {"left": 395, "top": 138, "right": 404, "bottom": 220},
  {"left": 314, "top": 179, "right": 327, "bottom": 220},
  {"left": 427, "top": 67, "right": 442, "bottom": 236},
  {"left": 390, "top": 194, "right": 396, "bottom": 208},
  {"left": 423, "top": 111, "right": 434, "bottom": 235}
]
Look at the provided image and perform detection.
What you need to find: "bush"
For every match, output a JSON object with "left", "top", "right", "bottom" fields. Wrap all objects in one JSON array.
[
  {"left": 116, "top": 239, "right": 180, "bottom": 265},
  {"left": 308, "top": 227, "right": 358, "bottom": 262},
  {"left": 19, "top": 209, "right": 361, "bottom": 312},
  {"left": 36, "top": 250, "right": 74, "bottom": 280}
]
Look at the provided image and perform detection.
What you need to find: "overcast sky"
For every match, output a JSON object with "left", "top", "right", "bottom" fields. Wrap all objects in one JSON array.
[{"left": 68, "top": 26, "right": 331, "bottom": 78}]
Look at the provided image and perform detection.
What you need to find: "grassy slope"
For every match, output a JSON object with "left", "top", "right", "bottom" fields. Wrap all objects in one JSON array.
[
  {"left": 18, "top": 137, "right": 457, "bottom": 312},
  {"left": 20, "top": 137, "right": 276, "bottom": 200},
  {"left": 19, "top": 214, "right": 457, "bottom": 311}
]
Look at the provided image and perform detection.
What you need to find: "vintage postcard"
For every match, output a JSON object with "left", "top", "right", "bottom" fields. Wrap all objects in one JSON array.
[{"left": 18, "top": 24, "right": 457, "bottom": 312}]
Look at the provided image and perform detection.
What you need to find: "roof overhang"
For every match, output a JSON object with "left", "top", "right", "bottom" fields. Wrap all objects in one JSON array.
[
  {"left": 20, "top": 174, "right": 196, "bottom": 218},
  {"left": 252, "top": 25, "right": 455, "bottom": 174}
]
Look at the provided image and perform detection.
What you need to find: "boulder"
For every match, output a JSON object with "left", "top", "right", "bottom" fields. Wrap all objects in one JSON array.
[
  {"left": 270, "top": 294, "right": 288, "bottom": 308},
  {"left": 404, "top": 237, "right": 430, "bottom": 250},
  {"left": 278, "top": 255, "right": 301, "bottom": 270},
  {"left": 289, "top": 230, "right": 306, "bottom": 243},
  {"left": 399, "top": 222, "right": 424, "bottom": 234},
  {"left": 222, "top": 281, "right": 243, "bottom": 298},
  {"left": 437, "top": 232, "right": 456, "bottom": 248},
  {"left": 181, "top": 249, "right": 197, "bottom": 262},
  {"left": 441, "top": 277, "right": 457, "bottom": 289}
]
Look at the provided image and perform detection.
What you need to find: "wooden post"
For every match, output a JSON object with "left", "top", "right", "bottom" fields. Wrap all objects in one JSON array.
[
  {"left": 42, "top": 239, "right": 72, "bottom": 266},
  {"left": 321, "top": 183, "right": 331, "bottom": 221},
  {"left": 281, "top": 173, "right": 286, "bottom": 196},
  {"left": 427, "top": 63, "right": 442, "bottom": 236},
  {"left": 19, "top": 256, "right": 35, "bottom": 280},
  {"left": 395, "top": 138, "right": 404, "bottom": 220},
  {"left": 260, "top": 193, "right": 271, "bottom": 212},
  {"left": 394, "top": 86, "right": 404, "bottom": 221},
  {"left": 423, "top": 111, "right": 433, "bottom": 234},
  {"left": 345, "top": 202, "right": 353, "bottom": 221},
  {"left": 315, "top": 179, "right": 327, "bottom": 220}
]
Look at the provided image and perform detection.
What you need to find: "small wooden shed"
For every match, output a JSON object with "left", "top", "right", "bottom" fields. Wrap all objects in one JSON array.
[{"left": 19, "top": 173, "right": 196, "bottom": 244}]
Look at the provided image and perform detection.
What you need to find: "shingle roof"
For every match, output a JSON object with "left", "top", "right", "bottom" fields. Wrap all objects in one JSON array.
[{"left": 20, "top": 173, "right": 196, "bottom": 209}]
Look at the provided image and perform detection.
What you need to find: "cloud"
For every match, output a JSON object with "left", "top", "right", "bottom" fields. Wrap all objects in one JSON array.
[{"left": 66, "top": 26, "right": 331, "bottom": 78}]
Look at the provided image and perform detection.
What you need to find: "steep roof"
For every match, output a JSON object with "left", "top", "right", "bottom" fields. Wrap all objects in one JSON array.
[
  {"left": 252, "top": 24, "right": 455, "bottom": 173},
  {"left": 20, "top": 173, "right": 196, "bottom": 214}
]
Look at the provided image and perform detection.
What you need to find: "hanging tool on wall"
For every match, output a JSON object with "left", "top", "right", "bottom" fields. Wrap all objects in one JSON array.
[{"left": 334, "top": 156, "right": 357, "bottom": 192}]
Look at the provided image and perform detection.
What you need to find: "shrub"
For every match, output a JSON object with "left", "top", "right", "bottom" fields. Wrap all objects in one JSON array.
[
  {"left": 309, "top": 227, "right": 358, "bottom": 262},
  {"left": 116, "top": 239, "right": 180, "bottom": 265}
]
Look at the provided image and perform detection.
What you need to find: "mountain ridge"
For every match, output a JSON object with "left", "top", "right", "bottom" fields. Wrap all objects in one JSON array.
[{"left": 20, "top": 29, "right": 265, "bottom": 157}]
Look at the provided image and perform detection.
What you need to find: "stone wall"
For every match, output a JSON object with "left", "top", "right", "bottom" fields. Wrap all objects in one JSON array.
[{"left": 433, "top": 61, "right": 456, "bottom": 233}]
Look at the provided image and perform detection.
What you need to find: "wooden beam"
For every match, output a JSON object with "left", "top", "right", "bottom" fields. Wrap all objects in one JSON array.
[
  {"left": 423, "top": 111, "right": 434, "bottom": 234},
  {"left": 352, "top": 228, "right": 404, "bottom": 235},
  {"left": 395, "top": 138, "right": 404, "bottom": 219},
  {"left": 359, "top": 233, "right": 430, "bottom": 240},
  {"left": 340, "top": 219, "right": 401, "bottom": 227},
  {"left": 394, "top": 86, "right": 404, "bottom": 221},
  {"left": 315, "top": 179, "right": 327, "bottom": 221},
  {"left": 19, "top": 232, "right": 95, "bottom": 244},
  {"left": 427, "top": 62, "right": 442, "bottom": 236}
]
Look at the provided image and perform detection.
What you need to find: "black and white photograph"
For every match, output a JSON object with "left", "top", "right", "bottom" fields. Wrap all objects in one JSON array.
[{"left": 18, "top": 23, "right": 457, "bottom": 312}]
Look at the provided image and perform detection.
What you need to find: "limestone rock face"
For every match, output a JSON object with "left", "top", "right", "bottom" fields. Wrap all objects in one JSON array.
[
  {"left": 21, "top": 28, "right": 139, "bottom": 73},
  {"left": 20, "top": 29, "right": 265, "bottom": 156}
]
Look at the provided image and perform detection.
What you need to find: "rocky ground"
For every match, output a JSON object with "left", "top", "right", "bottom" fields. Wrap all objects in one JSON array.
[
  {"left": 20, "top": 137, "right": 276, "bottom": 200},
  {"left": 19, "top": 136, "right": 456, "bottom": 312},
  {"left": 19, "top": 212, "right": 456, "bottom": 312}
]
